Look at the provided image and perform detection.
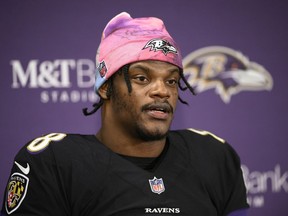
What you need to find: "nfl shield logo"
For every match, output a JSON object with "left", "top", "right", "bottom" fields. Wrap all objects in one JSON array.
[
  {"left": 148, "top": 176, "right": 165, "bottom": 194},
  {"left": 97, "top": 61, "right": 108, "bottom": 77}
]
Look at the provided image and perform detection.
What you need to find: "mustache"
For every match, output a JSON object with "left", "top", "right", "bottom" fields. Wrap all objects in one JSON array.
[{"left": 141, "top": 101, "right": 174, "bottom": 114}]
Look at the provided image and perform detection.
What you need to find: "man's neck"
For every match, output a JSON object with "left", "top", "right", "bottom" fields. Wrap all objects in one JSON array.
[{"left": 96, "top": 129, "right": 166, "bottom": 158}]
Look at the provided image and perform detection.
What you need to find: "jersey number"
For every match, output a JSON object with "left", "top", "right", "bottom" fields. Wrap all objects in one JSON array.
[{"left": 27, "top": 133, "right": 67, "bottom": 153}]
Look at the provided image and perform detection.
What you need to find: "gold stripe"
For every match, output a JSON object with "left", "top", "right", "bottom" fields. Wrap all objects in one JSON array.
[{"left": 187, "top": 128, "right": 225, "bottom": 143}]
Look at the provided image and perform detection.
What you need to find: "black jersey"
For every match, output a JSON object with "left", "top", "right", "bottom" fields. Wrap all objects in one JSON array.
[{"left": 1, "top": 129, "right": 249, "bottom": 216}]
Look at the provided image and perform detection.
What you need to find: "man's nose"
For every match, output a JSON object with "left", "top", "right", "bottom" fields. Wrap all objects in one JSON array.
[{"left": 149, "top": 80, "right": 170, "bottom": 99}]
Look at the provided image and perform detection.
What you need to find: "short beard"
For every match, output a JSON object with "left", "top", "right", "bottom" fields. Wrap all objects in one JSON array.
[{"left": 134, "top": 121, "right": 169, "bottom": 141}]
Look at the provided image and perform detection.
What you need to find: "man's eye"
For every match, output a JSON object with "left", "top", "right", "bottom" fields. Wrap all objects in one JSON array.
[
  {"left": 134, "top": 76, "right": 148, "bottom": 82},
  {"left": 167, "top": 79, "right": 178, "bottom": 86}
]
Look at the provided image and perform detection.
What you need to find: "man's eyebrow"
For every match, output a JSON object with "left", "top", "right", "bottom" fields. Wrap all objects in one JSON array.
[{"left": 169, "top": 68, "right": 181, "bottom": 74}]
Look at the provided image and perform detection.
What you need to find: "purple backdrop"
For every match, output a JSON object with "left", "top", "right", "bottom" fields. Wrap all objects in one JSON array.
[{"left": 1, "top": 1, "right": 287, "bottom": 215}]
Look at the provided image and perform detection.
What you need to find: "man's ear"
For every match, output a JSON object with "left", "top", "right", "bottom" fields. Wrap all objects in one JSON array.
[{"left": 97, "top": 82, "right": 110, "bottom": 100}]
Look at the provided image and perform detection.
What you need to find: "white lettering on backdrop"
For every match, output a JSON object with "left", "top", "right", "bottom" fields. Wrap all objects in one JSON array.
[{"left": 10, "top": 59, "right": 98, "bottom": 103}]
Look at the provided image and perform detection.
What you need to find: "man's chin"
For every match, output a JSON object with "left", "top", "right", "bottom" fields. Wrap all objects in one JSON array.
[{"left": 136, "top": 128, "right": 169, "bottom": 141}]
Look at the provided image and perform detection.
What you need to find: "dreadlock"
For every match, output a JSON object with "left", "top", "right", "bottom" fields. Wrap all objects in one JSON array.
[
  {"left": 83, "top": 65, "right": 195, "bottom": 116},
  {"left": 117, "top": 64, "right": 132, "bottom": 93},
  {"left": 82, "top": 65, "right": 130, "bottom": 116},
  {"left": 177, "top": 69, "right": 196, "bottom": 105}
]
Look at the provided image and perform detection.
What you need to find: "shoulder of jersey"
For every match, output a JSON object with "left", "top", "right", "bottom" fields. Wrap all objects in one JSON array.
[
  {"left": 172, "top": 128, "right": 234, "bottom": 161},
  {"left": 174, "top": 128, "right": 226, "bottom": 144},
  {"left": 25, "top": 133, "right": 97, "bottom": 155},
  {"left": 188, "top": 128, "right": 225, "bottom": 143}
]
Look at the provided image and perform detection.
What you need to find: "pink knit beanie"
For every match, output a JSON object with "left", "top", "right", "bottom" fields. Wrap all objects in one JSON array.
[{"left": 94, "top": 12, "right": 183, "bottom": 92}]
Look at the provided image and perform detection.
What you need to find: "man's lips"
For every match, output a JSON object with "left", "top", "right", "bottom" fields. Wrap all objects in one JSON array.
[
  {"left": 146, "top": 109, "right": 169, "bottom": 120},
  {"left": 142, "top": 102, "right": 173, "bottom": 120}
]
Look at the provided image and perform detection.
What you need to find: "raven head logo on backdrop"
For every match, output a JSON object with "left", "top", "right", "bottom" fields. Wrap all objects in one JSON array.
[{"left": 183, "top": 46, "right": 273, "bottom": 103}]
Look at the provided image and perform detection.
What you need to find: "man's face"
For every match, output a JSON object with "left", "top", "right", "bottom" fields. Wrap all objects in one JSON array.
[{"left": 109, "top": 60, "right": 180, "bottom": 141}]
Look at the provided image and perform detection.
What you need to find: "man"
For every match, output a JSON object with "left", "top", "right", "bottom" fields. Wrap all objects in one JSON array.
[{"left": 1, "top": 12, "right": 249, "bottom": 215}]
